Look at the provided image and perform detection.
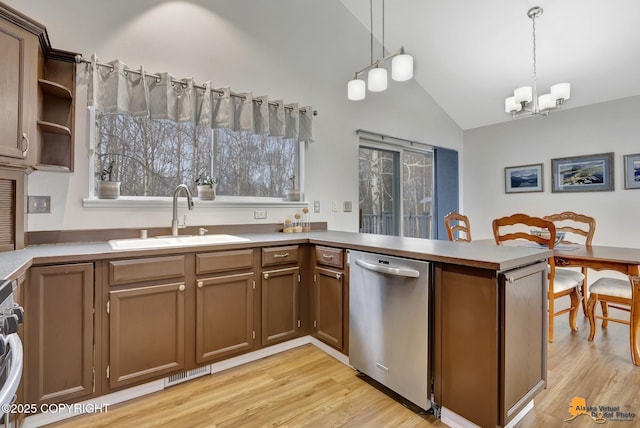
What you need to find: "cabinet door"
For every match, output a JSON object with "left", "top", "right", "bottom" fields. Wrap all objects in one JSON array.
[
  {"left": 0, "top": 16, "right": 38, "bottom": 164},
  {"left": 27, "top": 263, "right": 94, "bottom": 404},
  {"left": 261, "top": 267, "right": 299, "bottom": 346},
  {"left": 313, "top": 267, "right": 344, "bottom": 350},
  {"left": 108, "top": 282, "right": 185, "bottom": 389},
  {"left": 196, "top": 272, "right": 255, "bottom": 363}
]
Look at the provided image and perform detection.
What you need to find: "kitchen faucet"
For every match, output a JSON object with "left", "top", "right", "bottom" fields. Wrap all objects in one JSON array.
[{"left": 171, "top": 184, "right": 194, "bottom": 237}]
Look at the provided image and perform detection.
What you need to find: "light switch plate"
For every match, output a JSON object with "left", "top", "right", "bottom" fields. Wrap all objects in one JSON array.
[
  {"left": 343, "top": 201, "right": 352, "bottom": 212},
  {"left": 28, "top": 196, "right": 51, "bottom": 214},
  {"left": 314, "top": 200, "right": 321, "bottom": 213},
  {"left": 331, "top": 200, "right": 337, "bottom": 212}
]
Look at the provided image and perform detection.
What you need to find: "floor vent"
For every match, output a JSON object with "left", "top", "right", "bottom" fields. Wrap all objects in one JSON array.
[{"left": 164, "top": 365, "right": 211, "bottom": 387}]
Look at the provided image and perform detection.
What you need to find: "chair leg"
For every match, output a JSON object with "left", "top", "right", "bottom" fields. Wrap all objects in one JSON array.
[
  {"left": 587, "top": 294, "right": 598, "bottom": 341},
  {"left": 581, "top": 268, "right": 589, "bottom": 316},
  {"left": 569, "top": 287, "right": 580, "bottom": 332},
  {"left": 631, "top": 281, "right": 640, "bottom": 366},
  {"left": 548, "top": 294, "right": 554, "bottom": 343},
  {"left": 601, "top": 301, "right": 609, "bottom": 328}
]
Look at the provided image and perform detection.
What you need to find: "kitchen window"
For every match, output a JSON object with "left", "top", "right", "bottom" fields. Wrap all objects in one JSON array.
[
  {"left": 94, "top": 114, "right": 301, "bottom": 199},
  {"left": 85, "top": 56, "right": 313, "bottom": 203}
]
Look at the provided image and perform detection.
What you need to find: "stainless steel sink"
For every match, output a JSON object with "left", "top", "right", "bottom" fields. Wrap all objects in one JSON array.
[{"left": 108, "top": 234, "right": 251, "bottom": 250}]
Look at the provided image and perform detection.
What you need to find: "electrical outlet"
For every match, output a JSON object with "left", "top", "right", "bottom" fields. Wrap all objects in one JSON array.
[
  {"left": 331, "top": 200, "right": 337, "bottom": 212},
  {"left": 314, "top": 200, "right": 320, "bottom": 213},
  {"left": 254, "top": 210, "right": 267, "bottom": 219},
  {"left": 28, "top": 196, "right": 51, "bottom": 214},
  {"left": 343, "top": 201, "right": 352, "bottom": 212}
]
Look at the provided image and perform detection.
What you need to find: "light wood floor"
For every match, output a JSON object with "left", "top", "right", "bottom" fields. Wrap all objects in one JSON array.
[{"left": 49, "top": 309, "right": 639, "bottom": 428}]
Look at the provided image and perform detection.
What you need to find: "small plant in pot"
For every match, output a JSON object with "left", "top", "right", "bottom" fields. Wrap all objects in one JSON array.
[
  {"left": 96, "top": 160, "right": 121, "bottom": 199},
  {"left": 196, "top": 173, "right": 217, "bottom": 200}
]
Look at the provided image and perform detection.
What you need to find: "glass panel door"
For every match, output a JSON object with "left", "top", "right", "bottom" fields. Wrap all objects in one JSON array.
[
  {"left": 359, "top": 146, "right": 398, "bottom": 236},
  {"left": 359, "top": 143, "right": 433, "bottom": 238}
]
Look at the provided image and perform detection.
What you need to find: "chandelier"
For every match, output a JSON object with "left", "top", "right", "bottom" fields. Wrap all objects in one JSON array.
[
  {"left": 347, "top": 0, "right": 414, "bottom": 101},
  {"left": 505, "top": 6, "right": 570, "bottom": 117}
]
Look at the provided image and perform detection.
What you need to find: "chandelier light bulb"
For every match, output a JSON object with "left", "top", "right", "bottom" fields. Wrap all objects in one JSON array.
[
  {"left": 514, "top": 86, "right": 533, "bottom": 104},
  {"left": 550, "top": 83, "right": 571, "bottom": 102},
  {"left": 392, "top": 54, "right": 413, "bottom": 81},
  {"left": 348, "top": 78, "right": 366, "bottom": 100},
  {"left": 538, "top": 93, "right": 556, "bottom": 110},
  {"left": 368, "top": 67, "right": 388, "bottom": 92},
  {"left": 505, "top": 96, "right": 522, "bottom": 113}
]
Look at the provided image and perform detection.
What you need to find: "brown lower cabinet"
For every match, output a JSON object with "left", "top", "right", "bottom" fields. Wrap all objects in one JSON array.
[
  {"left": 311, "top": 246, "right": 348, "bottom": 353},
  {"left": 261, "top": 266, "right": 300, "bottom": 346},
  {"left": 26, "top": 263, "right": 95, "bottom": 404},
  {"left": 433, "top": 261, "right": 547, "bottom": 427},
  {"left": 108, "top": 281, "right": 186, "bottom": 389}
]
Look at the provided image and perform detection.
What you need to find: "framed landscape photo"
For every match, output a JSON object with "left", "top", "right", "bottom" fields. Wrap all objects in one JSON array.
[
  {"left": 551, "top": 152, "right": 614, "bottom": 193},
  {"left": 504, "top": 163, "right": 543, "bottom": 193},
  {"left": 624, "top": 153, "right": 640, "bottom": 189}
]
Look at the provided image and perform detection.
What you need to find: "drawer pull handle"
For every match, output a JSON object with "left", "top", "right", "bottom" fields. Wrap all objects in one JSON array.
[
  {"left": 322, "top": 254, "right": 334, "bottom": 259},
  {"left": 21, "top": 133, "right": 30, "bottom": 156},
  {"left": 179, "top": 284, "right": 185, "bottom": 291},
  {"left": 197, "top": 281, "right": 203, "bottom": 288},
  {"left": 263, "top": 273, "right": 269, "bottom": 279},
  {"left": 273, "top": 253, "right": 289, "bottom": 259}
]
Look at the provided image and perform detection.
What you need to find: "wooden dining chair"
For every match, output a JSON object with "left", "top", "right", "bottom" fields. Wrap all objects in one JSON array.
[
  {"left": 587, "top": 275, "right": 640, "bottom": 366},
  {"left": 492, "top": 213, "right": 582, "bottom": 343},
  {"left": 444, "top": 212, "right": 472, "bottom": 242},
  {"left": 544, "top": 211, "right": 596, "bottom": 316}
]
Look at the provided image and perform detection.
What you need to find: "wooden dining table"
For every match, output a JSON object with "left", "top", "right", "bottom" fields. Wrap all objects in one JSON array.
[{"left": 552, "top": 245, "right": 640, "bottom": 365}]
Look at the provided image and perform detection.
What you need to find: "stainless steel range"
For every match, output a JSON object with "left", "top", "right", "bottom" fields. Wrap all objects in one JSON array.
[{"left": 0, "top": 279, "right": 24, "bottom": 426}]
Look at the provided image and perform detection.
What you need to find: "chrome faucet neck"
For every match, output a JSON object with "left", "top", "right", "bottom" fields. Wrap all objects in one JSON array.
[{"left": 171, "top": 184, "right": 194, "bottom": 237}]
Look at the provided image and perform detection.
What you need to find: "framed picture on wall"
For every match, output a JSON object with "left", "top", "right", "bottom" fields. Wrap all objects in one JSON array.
[
  {"left": 624, "top": 153, "right": 640, "bottom": 189},
  {"left": 504, "top": 163, "right": 543, "bottom": 193},
  {"left": 551, "top": 152, "right": 614, "bottom": 193}
]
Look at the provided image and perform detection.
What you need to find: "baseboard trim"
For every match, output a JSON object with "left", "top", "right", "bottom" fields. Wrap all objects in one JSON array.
[{"left": 440, "top": 399, "right": 534, "bottom": 428}]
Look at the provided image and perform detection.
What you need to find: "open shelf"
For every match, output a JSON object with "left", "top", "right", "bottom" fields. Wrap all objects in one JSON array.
[
  {"left": 37, "top": 120, "right": 71, "bottom": 136},
  {"left": 38, "top": 79, "right": 72, "bottom": 99}
]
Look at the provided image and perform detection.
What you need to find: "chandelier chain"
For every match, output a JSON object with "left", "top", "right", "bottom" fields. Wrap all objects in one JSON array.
[{"left": 532, "top": 13, "right": 537, "bottom": 87}]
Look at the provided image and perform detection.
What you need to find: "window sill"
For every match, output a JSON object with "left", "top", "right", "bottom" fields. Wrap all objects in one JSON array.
[{"left": 82, "top": 196, "right": 308, "bottom": 209}]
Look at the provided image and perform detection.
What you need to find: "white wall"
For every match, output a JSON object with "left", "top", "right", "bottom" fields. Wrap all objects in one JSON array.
[
  {"left": 463, "top": 95, "right": 640, "bottom": 247},
  {"left": 7, "top": 0, "right": 462, "bottom": 233}
]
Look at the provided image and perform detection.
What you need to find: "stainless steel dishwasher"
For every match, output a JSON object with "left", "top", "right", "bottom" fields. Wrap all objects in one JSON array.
[{"left": 348, "top": 250, "right": 431, "bottom": 410}]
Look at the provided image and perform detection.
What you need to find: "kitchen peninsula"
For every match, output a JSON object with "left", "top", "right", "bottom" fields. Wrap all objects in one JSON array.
[{"left": 1, "top": 229, "right": 551, "bottom": 428}]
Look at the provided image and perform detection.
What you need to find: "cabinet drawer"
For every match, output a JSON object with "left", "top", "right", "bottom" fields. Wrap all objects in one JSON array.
[
  {"left": 109, "top": 255, "right": 185, "bottom": 285},
  {"left": 196, "top": 249, "right": 254, "bottom": 275},
  {"left": 315, "top": 246, "right": 344, "bottom": 269},
  {"left": 262, "top": 245, "right": 299, "bottom": 267}
]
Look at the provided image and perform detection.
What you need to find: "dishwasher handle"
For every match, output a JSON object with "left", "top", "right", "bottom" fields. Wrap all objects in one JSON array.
[{"left": 354, "top": 259, "right": 420, "bottom": 278}]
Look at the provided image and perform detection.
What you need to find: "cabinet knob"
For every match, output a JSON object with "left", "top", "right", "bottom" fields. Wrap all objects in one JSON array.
[
  {"left": 179, "top": 284, "right": 185, "bottom": 291},
  {"left": 336, "top": 273, "right": 341, "bottom": 280},
  {"left": 507, "top": 276, "right": 515, "bottom": 283},
  {"left": 197, "top": 281, "right": 203, "bottom": 288},
  {"left": 263, "top": 273, "right": 269, "bottom": 279},
  {"left": 21, "top": 133, "right": 30, "bottom": 157}
]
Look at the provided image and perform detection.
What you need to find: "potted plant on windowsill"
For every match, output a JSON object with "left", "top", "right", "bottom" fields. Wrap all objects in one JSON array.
[
  {"left": 196, "top": 173, "right": 217, "bottom": 200},
  {"left": 96, "top": 160, "right": 121, "bottom": 199}
]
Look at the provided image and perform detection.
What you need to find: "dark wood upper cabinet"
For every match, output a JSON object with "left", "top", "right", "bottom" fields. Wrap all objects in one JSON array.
[
  {"left": 0, "top": 5, "right": 39, "bottom": 166},
  {"left": 0, "top": 2, "right": 77, "bottom": 171}
]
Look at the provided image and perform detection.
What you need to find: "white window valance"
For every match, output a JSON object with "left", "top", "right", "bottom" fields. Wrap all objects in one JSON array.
[{"left": 85, "top": 55, "right": 315, "bottom": 142}]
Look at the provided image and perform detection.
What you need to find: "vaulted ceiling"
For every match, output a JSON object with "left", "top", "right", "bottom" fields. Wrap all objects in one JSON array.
[{"left": 340, "top": 0, "right": 640, "bottom": 130}]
